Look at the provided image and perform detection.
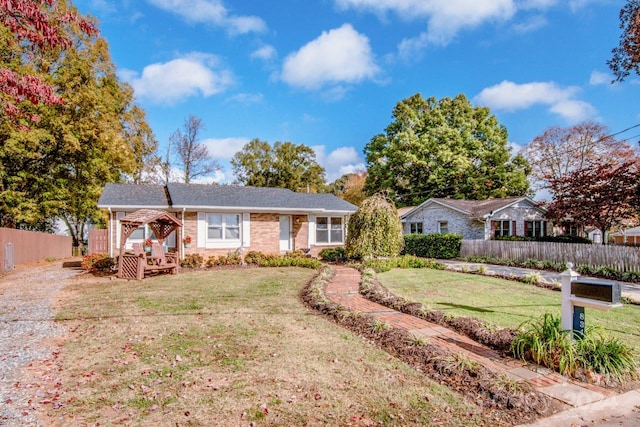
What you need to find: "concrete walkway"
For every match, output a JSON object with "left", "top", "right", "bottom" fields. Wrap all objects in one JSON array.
[
  {"left": 440, "top": 260, "right": 640, "bottom": 303},
  {"left": 324, "top": 265, "right": 640, "bottom": 426}
]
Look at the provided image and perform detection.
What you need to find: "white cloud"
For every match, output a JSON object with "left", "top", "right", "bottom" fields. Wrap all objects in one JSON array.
[
  {"left": 313, "top": 145, "right": 365, "bottom": 182},
  {"left": 251, "top": 45, "right": 277, "bottom": 61},
  {"left": 281, "top": 24, "right": 380, "bottom": 91},
  {"left": 474, "top": 80, "right": 596, "bottom": 122},
  {"left": 511, "top": 14, "right": 547, "bottom": 34},
  {"left": 146, "top": 0, "right": 266, "bottom": 34},
  {"left": 336, "top": 0, "right": 516, "bottom": 46},
  {"left": 124, "top": 53, "right": 234, "bottom": 104},
  {"left": 589, "top": 70, "right": 611, "bottom": 85},
  {"left": 203, "top": 137, "right": 250, "bottom": 159},
  {"left": 549, "top": 100, "right": 596, "bottom": 122}
]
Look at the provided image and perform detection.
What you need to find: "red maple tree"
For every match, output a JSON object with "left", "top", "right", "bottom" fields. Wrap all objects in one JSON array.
[
  {"left": 0, "top": 0, "right": 97, "bottom": 116},
  {"left": 546, "top": 159, "right": 640, "bottom": 243}
]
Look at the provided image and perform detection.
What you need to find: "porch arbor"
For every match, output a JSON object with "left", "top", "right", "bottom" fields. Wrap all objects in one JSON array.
[{"left": 117, "top": 209, "right": 182, "bottom": 279}]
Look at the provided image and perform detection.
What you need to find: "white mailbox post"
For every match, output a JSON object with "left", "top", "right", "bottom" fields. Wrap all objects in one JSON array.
[{"left": 560, "top": 263, "right": 623, "bottom": 339}]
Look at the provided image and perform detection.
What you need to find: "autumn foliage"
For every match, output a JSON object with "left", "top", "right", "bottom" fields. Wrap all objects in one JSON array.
[
  {"left": 0, "top": 0, "right": 97, "bottom": 115},
  {"left": 609, "top": 0, "right": 640, "bottom": 81}
]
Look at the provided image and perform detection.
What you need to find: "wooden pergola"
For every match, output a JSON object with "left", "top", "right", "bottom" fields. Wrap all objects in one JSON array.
[{"left": 117, "top": 209, "right": 182, "bottom": 279}]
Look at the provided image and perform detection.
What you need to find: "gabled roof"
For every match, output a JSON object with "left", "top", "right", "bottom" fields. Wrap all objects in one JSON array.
[
  {"left": 97, "top": 184, "right": 170, "bottom": 209},
  {"left": 98, "top": 183, "right": 357, "bottom": 214},
  {"left": 611, "top": 226, "right": 640, "bottom": 237},
  {"left": 401, "top": 196, "right": 541, "bottom": 220}
]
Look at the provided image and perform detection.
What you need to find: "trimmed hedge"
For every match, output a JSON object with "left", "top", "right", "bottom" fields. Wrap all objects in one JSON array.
[{"left": 401, "top": 233, "right": 462, "bottom": 259}]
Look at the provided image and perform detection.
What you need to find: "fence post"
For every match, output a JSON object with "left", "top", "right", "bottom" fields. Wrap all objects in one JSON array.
[{"left": 560, "top": 262, "right": 579, "bottom": 332}]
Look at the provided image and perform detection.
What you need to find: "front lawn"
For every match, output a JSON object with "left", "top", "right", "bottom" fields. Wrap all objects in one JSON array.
[
  {"left": 376, "top": 269, "right": 640, "bottom": 352},
  {"left": 46, "top": 268, "right": 494, "bottom": 426}
]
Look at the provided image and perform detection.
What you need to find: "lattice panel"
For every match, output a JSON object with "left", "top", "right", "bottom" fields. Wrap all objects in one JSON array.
[{"left": 118, "top": 255, "right": 140, "bottom": 279}]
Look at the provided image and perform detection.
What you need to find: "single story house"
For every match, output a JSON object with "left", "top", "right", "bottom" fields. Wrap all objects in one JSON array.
[
  {"left": 97, "top": 183, "right": 357, "bottom": 258},
  {"left": 611, "top": 226, "right": 640, "bottom": 246},
  {"left": 400, "top": 196, "right": 549, "bottom": 240}
]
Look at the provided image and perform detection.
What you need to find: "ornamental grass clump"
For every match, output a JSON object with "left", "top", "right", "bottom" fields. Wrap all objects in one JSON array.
[
  {"left": 512, "top": 313, "right": 637, "bottom": 382},
  {"left": 345, "top": 193, "right": 404, "bottom": 260}
]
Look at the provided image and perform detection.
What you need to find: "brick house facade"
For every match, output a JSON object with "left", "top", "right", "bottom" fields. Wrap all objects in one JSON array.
[{"left": 99, "top": 183, "right": 356, "bottom": 259}]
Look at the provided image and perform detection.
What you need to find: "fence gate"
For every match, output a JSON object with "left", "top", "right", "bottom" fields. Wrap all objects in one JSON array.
[
  {"left": 5, "top": 242, "right": 14, "bottom": 271},
  {"left": 88, "top": 229, "right": 109, "bottom": 255}
]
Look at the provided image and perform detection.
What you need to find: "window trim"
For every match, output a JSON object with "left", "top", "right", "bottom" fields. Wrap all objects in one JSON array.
[
  {"left": 315, "top": 216, "right": 344, "bottom": 245},
  {"left": 409, "top": 222, "right": 423, "bottom": 234},
  {"left": 525, "top": 220, "right": 546, "bottom": 238},
  {"left": 207, "top": 213, "right": 241, "bottom": 242}
]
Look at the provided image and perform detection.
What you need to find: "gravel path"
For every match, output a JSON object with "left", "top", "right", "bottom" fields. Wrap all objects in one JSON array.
[{"left": 0, "top": 261, "right": 82, "bottom": 426}]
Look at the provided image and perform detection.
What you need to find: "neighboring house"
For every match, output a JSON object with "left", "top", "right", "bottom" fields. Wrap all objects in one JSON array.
[
  {"left": 400, "top": 197, "right": 548, "bottom": 240},
  {"left": 611, "top": 226, "right": 640, "bottom": 246},
  {"left": 97, "top": 183, "right": 357, "bottom": 258}
]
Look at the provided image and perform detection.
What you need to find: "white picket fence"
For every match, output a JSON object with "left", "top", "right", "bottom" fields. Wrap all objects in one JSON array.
[{"left": 460, "top": 240, "right": 640, "bottom": 273}]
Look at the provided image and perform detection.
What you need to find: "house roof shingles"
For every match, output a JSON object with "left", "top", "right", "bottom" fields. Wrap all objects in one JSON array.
[
  {"left": 98, "top": 183, "right": 357, "bottom": 213},
  {"left": 401, "top": 196, "right": 539, "bottom": 219},
  {"left": 98, "top": 184, "right": 170, "bottom": 208}
]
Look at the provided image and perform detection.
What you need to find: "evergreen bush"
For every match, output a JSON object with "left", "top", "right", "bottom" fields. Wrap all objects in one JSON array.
[{"left": 402, "top": 233, "right": 462, "bottom": 259}]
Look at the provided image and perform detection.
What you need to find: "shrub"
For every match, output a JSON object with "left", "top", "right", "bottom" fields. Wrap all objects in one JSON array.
[
  {"left": 81, "top": 253, "right": 116, "bottom": 273},
  {"left": 180, "top": 253, "right": 203, "bottom": 268},
  {"left": 401, "top": 233, "right": 462, "bottom": 259},
  {"left": 244, "top": 251, "right": 268, "bottom": 265},
  {"left": 361, "top": 255, "right": 445, "bottom": 273},
  {"left": 345, "top": 193, "right": 404, "bottom": 260},
  {"left": 537, "top": 234, "right": 592, "bottom": 244},
  {"left": 319, "top": 247, "right": 345, "bottom": 262},
  {"left": 205, "top": 251, "right": 243, "bottom": 267}
]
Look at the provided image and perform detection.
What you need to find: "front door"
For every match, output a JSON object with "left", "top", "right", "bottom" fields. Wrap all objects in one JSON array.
[{"left": 279, "top": 215, "right": 291, "bottom": 251}]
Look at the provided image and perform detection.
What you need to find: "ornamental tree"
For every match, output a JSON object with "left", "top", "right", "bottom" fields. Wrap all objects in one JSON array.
[
  {"left": 609, "top": 0, "right": 640, "bottom": 81},
  {"left": 345, "top": 193, "right": 403, "bottom": 259},
  {"left": 364, "top": 93, "right": 530, "bottom": 207},
  {"left": 523, "top": 121, "right": 637, "bottom": 191},
  {"left": 0, "top": 0, "right": 97, "bottom": 117},
  {"left": 545, "top": 160, "right": 640, "bottom": 244}
]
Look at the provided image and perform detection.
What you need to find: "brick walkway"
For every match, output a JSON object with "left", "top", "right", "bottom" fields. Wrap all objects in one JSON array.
[{"left": 324, "top": 266, "right": 617, "bottom": 409}]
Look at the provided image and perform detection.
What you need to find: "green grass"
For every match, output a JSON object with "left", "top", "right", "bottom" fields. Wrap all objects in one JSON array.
[
  {"left": 377, "top": 269, "right": 640, "bottom": 352},
  {"left": 49, "top": 268, "right": 493, "bottom": 426}
]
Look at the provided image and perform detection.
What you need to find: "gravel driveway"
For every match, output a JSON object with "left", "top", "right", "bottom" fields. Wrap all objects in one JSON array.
[{"left": 0, "top": 261, "right": 82, "bottom": 426}]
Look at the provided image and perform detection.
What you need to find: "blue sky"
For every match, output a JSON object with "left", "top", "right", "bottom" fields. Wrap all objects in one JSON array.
[{"left": 75, "top": 0, "right": 640, "bottom": 189}]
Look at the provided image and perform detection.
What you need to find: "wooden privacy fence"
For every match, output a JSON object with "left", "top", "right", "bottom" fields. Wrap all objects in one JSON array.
[
  {"left": 88, "top": 228, "right": 109, "bottom": 255},
  {"left": 460, "top": 240, "right": 640, "bottom": 273},
  {"left": 0, "top": 228, "right": 72, "bottom": 272}
]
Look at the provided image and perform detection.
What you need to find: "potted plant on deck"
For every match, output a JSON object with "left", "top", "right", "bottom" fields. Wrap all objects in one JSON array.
[
  {"left": 183, "top": 235, "right": 192, "bottom": 248},
  {"left": 143, "top": 238, "right": 152, "bottom": 252}
]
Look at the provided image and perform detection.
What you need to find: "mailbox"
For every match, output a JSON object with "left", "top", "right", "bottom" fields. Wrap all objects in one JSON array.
[{"left": 571, "top": 279, "right": 621, "bottom": 304}]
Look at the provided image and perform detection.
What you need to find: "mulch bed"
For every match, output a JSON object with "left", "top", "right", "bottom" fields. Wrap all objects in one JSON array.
[{"left": 300, "top": 267, "right": 562, "bottom": 426}]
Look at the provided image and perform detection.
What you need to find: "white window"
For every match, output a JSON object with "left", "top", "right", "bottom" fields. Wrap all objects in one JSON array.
[
  {"left": 316, "top": 216, "right": 344, "bottom": 244},
  {"left": 207, "top": 213, "right": 241, "bottom": 241},
  {"left": 438, "top": 221, "right": 448, "bottom": 234},
  {"left": 410, "top": 222, "right": 423, "bottom": 234}
]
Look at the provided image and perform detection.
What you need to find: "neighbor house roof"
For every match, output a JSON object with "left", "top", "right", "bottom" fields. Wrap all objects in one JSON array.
[
  {"left": 400, "top": 196, "right": 541, "bottom": 220},
  {"left": 98, "top": 183, "right": 357, "bottom": 214},
  {"left": 611, "top": 226, "right": 640, "bottom": 237}
]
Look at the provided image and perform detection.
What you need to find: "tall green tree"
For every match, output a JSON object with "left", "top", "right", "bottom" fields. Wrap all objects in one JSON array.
[
  {"left": 364, "top": 93, "right": 531, "bottom": 207},
  {"left": 0, "top": 3, "right": 154, "bottom": 248},
  {"left": 231, "top": 139, "right": 326, "bottom": 192}
]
